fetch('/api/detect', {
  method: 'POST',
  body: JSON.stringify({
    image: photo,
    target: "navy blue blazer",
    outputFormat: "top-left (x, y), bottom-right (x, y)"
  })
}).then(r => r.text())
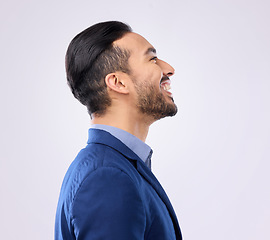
top-left (55, 129), bottom-right (182, 240)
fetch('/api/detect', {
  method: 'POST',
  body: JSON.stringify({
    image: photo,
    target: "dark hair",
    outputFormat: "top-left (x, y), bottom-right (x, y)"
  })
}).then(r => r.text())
top-left (65, 21), bottom-right (132, 116)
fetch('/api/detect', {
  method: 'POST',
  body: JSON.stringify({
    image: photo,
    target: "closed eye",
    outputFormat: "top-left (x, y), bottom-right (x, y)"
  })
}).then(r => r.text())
top-left (150, 56), bottom-right (157, 63)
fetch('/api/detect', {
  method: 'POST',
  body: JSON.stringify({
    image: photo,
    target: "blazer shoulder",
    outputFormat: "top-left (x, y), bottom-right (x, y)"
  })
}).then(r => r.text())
top-left (61, 143), bottom-right (141, 214)
top-left (70, 166), bottom-right (147, 239)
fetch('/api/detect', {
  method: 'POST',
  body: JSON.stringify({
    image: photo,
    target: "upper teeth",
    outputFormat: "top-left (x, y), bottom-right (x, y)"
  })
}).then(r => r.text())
top-left (162, 83), bottom-right (171, 91)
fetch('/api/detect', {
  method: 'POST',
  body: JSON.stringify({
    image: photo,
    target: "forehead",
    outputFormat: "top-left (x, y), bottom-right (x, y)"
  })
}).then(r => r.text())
top-left (113, 32), bottom-right (155, 56)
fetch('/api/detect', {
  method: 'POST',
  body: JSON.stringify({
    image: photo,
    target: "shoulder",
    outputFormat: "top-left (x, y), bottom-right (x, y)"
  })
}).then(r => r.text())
top-left (70, 166), bottom-right (146, 239)
top-left (60, 143), bottom-right (141, 214)
top-left (70, 166), bottom-right (146, 227)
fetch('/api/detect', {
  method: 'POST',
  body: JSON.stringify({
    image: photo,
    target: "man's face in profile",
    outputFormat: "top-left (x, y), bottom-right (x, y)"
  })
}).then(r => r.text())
top-left (114, 32), bottom-right (177, 120)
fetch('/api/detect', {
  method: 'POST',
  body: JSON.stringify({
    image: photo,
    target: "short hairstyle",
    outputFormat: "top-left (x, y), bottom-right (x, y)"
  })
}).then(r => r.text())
top-left (65, 21), bottom-right (132, 116)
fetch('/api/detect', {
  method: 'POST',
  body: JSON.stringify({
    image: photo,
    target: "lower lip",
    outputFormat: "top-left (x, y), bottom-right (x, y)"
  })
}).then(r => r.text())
top-left (162, 88), bottom-right (173, 97)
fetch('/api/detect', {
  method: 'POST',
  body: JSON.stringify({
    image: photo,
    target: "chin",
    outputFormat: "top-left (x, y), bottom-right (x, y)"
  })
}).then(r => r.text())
top-left (154, 103), bottom-right (178, 120)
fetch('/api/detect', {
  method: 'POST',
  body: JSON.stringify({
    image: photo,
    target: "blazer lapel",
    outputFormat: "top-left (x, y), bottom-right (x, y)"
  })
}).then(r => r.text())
top-left (136, 161), bottom-right (182, 240)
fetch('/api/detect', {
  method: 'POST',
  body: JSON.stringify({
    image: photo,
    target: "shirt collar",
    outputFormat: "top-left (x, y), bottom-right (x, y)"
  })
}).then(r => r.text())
top-left (90, 124), bottom-right (152, 164)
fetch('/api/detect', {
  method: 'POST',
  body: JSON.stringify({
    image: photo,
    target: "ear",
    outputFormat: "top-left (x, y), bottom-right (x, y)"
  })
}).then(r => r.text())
top-left (105, 72), bottom-right (129, 94)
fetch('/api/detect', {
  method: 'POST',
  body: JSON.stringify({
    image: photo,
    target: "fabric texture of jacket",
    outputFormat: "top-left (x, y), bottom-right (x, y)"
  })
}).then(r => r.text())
top-left (55, 128), bottom-right (182, 240)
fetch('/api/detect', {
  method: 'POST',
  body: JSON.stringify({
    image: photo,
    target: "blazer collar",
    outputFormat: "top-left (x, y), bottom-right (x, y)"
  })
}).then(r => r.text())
top-left (87, 128), bottom-right (182, 239)
top-left (87, 128), bottom-right (143, 162)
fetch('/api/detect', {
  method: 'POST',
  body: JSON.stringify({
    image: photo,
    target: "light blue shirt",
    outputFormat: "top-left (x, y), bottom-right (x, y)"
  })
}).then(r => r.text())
top-left (91, 124), bottom-right (152, 166)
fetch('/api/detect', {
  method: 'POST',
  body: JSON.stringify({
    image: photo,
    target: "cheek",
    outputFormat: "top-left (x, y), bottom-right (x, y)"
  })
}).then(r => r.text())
top-left (132, 65), bottom-right (162, 87)
top-left (152, 69), bottom-right (163, 88)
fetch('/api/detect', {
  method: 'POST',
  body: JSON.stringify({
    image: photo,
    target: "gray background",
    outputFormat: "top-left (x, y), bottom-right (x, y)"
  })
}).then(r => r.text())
top-left (1, 0), bottom-right (269, 239)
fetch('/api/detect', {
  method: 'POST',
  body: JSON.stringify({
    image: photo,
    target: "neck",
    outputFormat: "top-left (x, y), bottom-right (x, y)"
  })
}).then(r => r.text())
top-left (91, 106), bottom-right (152, 142)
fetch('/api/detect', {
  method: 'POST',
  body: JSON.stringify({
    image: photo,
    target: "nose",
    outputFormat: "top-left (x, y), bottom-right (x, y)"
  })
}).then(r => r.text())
top-left (158, 59), bottom-right (175, 77)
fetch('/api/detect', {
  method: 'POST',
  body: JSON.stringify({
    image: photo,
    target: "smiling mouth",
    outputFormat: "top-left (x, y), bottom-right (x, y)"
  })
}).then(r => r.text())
top-left (160, 77), bottom-right (173, 97)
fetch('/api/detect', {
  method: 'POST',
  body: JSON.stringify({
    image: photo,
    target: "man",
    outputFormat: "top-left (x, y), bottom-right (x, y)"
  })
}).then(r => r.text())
top-left (55, 21), bottom-right (182, 240)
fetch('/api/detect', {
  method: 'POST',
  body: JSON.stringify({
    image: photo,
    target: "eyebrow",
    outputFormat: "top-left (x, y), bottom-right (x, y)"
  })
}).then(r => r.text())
top-left (144, 47), bottom-right (157, 56)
